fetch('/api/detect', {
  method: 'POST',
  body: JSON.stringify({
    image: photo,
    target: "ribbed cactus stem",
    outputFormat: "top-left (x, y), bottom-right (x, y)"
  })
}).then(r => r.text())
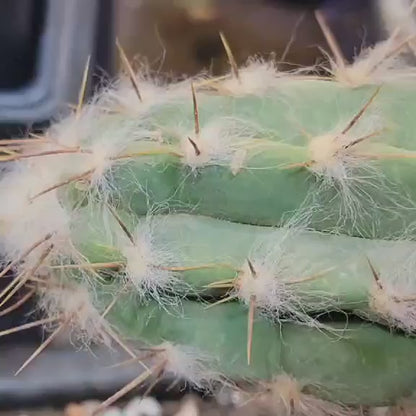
top-left (2, 16), bottom-right (416, 413)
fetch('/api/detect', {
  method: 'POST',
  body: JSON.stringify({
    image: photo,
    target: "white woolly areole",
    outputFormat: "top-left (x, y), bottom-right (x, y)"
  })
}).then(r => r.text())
top-left (236, 230), bottom-right (333, 326)
top-left (48, 102), bottom-right (103, 148)
top-left (237, 259), bottom-right (295, 315)
top-left (297, 109), bottom-right (397, 235)
top-left (120, 220), bottom-right (179, 300)
top-left (218, 61), bottom-right (281, 96)
top-left (38, 283), bottom-right (110, 346)
top-left (83, 140), bottom-right (117, 183)
top-left (24, 96), bottom-right (164, 190)
top-left (76, 130), bottom-right (139, 184)
top-left (99, 77), bottom-right (167, 116)
top-left (369, 280), bottom-right (416, 333)
top-left (44, 122), bottom-right (151, 184)
top-left (181, 117), bottom-right (256, 169)
top-left (154, 342), bottom-right (222, 390)
top-left (305, 104), bottom-right (383, 180)
top-left (213, 59), bottom-right (314, 96)
top-left (19, 118), bottom-right (163, 199)
top-left (97, 72), bottom-right (196, 118)
top-left (332, 35), bottom-right (416, 87)
top-left (263, 375), bottom-right (357, 416)
top-left (363, 244), bottom-right (416, 333)
top-left (307, 132), bottom-right (371, 181)
top-left (0, 166), bottom-right (70, 267)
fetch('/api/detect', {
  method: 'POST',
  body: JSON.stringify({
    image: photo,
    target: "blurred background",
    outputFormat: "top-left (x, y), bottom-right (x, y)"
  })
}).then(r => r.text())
top-left (0, 0), bottom-right (415, 414)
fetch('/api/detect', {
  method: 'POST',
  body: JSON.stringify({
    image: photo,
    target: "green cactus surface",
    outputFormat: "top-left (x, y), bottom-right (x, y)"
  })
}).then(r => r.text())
top-left (2, 30), bottom-right (416, 415)
top-left (64, 79), bottom-right (416, 239)
top-left (106, 299), bottom-right (416, 406)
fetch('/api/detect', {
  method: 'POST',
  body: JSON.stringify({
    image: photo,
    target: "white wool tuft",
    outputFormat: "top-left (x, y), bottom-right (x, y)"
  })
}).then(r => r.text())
top-left (237, 258), bottom-right (295, 317)
top-left (26, 117), bottom-right (162, 194)
top-left (120, 219), bottom-right (179, 301)
top-left (236, 229), bottom-right (333, 327)
top-left (0, 165), bottom-right (71, 268)
top-left (99, 77), bottom-right (164, 116)
top-left (219, 60), bottom-right (280, 96)
top-left (38, 283), bottom-right (110, 346)
top-left (181, 117), bottom-right (257, 170)
top-left (154, 342), bottom-right (222, 390)
top-left (296, 110), bottom-right (399, 236)
top-left (78, 131), bottom-right (138, 184)
top-left (48, 103), bottom-right (103, 148)
top-left (369, 279), bottom-right (416, 333)
top-left (24, 90), bottom-right (171, 192)
top-left (84, 140), bottom-right (117, 183)
top-left (307, 130), bottom-right (377, 182)
top-left (365, 246), bottom-right (416, 333)
top-left (305, 100), bottom-right (384, 180)
top-left (97, 72), bottom-right (193, 118)
top-left (262, 375), bottom-right (358, 416)
top-left (332, 35), bottom-right (416, 87)
top-left (214, 60), bottom-right (311, 96)
top-left (309, 134), bottom-right (349, 178)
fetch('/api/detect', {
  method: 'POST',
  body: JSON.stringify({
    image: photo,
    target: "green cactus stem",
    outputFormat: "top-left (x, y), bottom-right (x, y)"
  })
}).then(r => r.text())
top-left (103, 297), bottom-right (416, 407)
top-left (58, 77), bottom-right (416, 239)
top-left (67, 206), bottom-right (416, 333)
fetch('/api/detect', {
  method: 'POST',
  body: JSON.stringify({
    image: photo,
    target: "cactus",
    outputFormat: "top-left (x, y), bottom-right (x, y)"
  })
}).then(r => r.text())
top-left (2, 16), bottom-right (416, 415)
top-left (66, 207), bottom-right (416, 333)
top-left (61, 75), bottom-right (416, 239)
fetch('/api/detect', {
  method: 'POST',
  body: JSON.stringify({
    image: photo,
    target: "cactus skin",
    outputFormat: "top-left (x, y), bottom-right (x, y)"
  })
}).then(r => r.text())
top-left (72, 207), bottom-right (416, 332)
top-left (106, 299), bottom-right (416, 407)
top-left (3, 32), bottom-right (416, 413)
top-left (65, 79), bottom-right (416, 238)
